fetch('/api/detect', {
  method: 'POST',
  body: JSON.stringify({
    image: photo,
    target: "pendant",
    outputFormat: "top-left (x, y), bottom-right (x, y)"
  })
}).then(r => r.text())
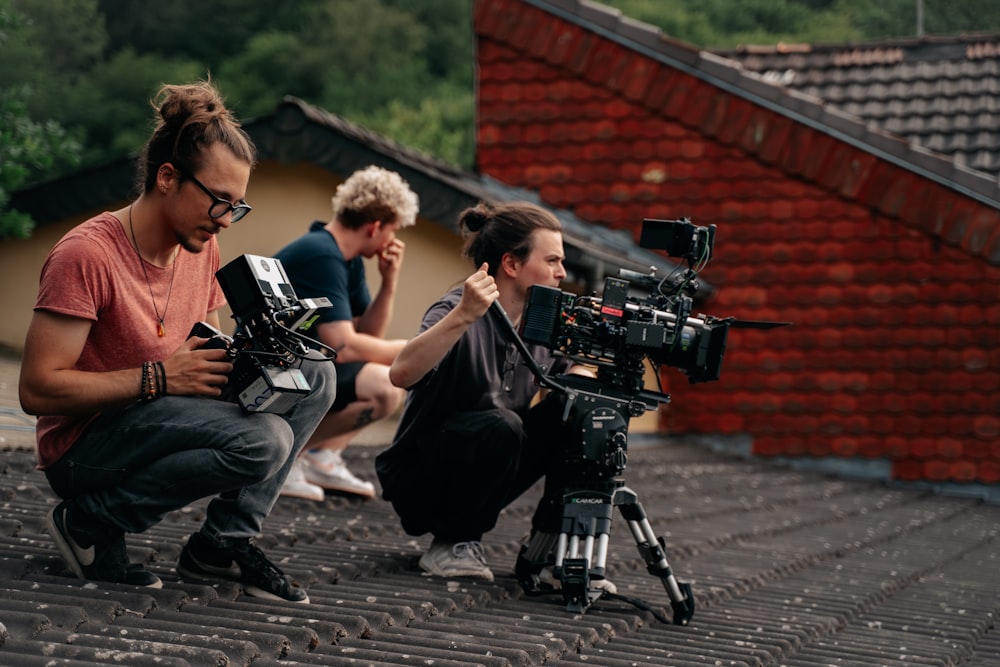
top-left (157, 321), bottom-right (165, 337)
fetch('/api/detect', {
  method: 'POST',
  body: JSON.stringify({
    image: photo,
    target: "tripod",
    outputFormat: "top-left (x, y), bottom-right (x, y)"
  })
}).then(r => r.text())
top-left (490, 301), bottom-right (695, 624)
top-left (514, 377), bottom-right (695, 625)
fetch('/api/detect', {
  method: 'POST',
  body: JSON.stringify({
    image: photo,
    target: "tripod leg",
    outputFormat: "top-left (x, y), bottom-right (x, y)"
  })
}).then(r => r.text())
top-left (515, 530), bottom-right (560, 593)
top-left (616, 488), bottom-right (695, 625)
top-left (553, 492), bottom-right (615, 613)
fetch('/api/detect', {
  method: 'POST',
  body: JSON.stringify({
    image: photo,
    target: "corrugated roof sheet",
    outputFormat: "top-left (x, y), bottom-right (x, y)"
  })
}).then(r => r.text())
top-left (1, 439), bottom-right (999, 665)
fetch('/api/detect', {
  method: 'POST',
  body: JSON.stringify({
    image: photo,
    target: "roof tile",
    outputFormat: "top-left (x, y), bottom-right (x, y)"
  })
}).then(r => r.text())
top-left (984, 224), bottom-right (1000, 263)
top-left (543, 22), bottom-right (588, 68)
top-left (580, 37), bottom-right (625, 84)
top-left (713, 96), bottom-right (756, 145)
top-left (466, 1), bottom-right (1000, 489)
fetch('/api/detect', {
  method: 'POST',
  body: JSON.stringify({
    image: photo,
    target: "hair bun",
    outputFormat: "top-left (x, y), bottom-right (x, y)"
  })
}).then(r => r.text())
top-left (460, 205), bottom-right (492, 233)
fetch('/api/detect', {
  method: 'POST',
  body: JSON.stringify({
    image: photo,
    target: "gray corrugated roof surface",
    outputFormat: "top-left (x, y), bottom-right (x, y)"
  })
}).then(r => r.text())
top-left (1, 431), bottom-right (998, 665)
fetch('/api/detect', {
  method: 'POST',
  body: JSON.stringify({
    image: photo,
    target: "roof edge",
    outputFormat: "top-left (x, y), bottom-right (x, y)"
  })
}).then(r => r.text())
top-left (526, 0), bottom-right (1000, 211)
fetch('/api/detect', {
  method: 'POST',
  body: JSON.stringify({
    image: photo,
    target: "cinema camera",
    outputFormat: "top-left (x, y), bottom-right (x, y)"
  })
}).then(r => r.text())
top-left (189, 254), bottom-right (336, 415)
top-left (520, 217), bottom-right (728, 390)
top-left (507, 218), bottom-right (762, 625)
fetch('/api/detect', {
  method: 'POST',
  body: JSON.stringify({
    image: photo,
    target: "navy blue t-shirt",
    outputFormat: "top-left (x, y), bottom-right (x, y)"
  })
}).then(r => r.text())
top-left (274, 221), bottom-right (371, 339)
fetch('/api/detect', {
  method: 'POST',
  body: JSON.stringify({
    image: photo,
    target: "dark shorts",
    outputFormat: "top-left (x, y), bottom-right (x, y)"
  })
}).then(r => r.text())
top-left (331, 361), bottom-right (365, 412)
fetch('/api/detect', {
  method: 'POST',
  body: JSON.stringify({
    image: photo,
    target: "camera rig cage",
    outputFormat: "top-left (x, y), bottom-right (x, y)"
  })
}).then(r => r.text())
top-left (522, 217), bottom-right (728, 390)
top-left (504, 218), bottom-right (787, 624)
top-left (189, 254), bottom-right (336, 415)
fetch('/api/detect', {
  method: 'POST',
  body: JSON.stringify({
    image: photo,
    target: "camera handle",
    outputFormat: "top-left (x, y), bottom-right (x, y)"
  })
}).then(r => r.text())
top-left (492, 301), bottom-right (694, 624)
top-left (490, 301), bottom-right (569, 392)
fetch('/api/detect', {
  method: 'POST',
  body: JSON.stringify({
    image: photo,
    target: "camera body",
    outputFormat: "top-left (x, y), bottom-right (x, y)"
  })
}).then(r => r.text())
top-left (521, 218), bottom-right (730, 388)
top-left (189, 254), bottom-right (334, 414)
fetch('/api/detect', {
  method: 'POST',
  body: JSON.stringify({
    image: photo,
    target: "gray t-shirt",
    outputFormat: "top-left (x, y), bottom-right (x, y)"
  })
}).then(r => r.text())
top-left (375, 287), bottom-right (563, 495)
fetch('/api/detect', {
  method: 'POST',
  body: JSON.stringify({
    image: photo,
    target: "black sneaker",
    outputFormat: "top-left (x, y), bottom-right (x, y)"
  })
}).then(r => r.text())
top-left (177, 532), bottom-right (309, 603)
top-left (125, 563), bottom-right (164, 588)
top-left (46, 501), bottom-right (163, 588)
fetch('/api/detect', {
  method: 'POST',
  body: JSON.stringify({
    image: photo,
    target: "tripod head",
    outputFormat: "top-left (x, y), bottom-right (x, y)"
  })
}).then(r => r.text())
top-left (491, 301), bottom-right (668, 480)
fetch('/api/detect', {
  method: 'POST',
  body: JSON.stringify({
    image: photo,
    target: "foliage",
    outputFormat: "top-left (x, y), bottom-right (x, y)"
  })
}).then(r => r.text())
top-left (5, 0), bottom-right (1000, 239)
top-left (602, 0), bottom-right (1000, 48)
top-left (0, 2), bottom-right (82, 239)
top-left (357, 82), bottom-right (475, 168)
top-left (0, 88), bottom-right (83, 239)
top-left (63, 49), bottom-right (207, 167)
top-left (3, 0), bottom-right (108, 116)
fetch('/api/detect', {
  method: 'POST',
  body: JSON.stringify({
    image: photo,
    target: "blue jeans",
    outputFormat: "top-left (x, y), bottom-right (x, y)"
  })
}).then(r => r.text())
top-left (44, 353), bottom-right (336, 544)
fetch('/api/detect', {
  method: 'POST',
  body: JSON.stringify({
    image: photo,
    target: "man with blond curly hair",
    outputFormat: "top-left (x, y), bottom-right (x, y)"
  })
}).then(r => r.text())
top-left (274, 165), bottom-right (418, 500)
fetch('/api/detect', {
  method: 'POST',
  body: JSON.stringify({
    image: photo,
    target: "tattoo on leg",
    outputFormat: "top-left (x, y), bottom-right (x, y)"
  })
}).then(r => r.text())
top-left (354, 408), bottom-right (375, 429)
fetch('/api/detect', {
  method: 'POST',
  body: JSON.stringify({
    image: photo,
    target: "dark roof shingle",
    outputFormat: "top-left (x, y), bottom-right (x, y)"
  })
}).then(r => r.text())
top-left (718, 33), bottom-right (1000, 180)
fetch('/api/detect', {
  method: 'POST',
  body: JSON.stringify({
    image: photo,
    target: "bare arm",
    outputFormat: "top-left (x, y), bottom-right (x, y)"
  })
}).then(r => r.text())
top-left (315, 318), bottom-right (406, 365)
top-left (204, 309), bottom-right (224, 331)
top-left (18, 310), bottom-right (233, 417)
top-left (389, 264), bottom-right (498, 389)
top-left (354, 237), bottom-right (404, 338)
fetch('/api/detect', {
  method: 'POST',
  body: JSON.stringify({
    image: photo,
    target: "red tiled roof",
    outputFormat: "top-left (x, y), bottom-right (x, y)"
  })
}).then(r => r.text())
top-left (473, 0), bottom-right (1000, 484)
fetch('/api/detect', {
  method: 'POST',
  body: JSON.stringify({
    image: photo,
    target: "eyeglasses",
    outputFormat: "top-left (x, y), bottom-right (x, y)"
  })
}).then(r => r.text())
top-left (183, 171), bottom-right (252, 222)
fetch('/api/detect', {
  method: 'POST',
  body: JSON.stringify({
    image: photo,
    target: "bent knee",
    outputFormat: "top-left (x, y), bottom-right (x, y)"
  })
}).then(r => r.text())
top-left (301, 355), bottom-right (338, 406)
top-left (483, 407), bottom-right (523, 436)
top-left (374, 383), bottom-right (405, 416)
top-left (236, 417), bottom-right (295, 479)
top-left (459, 408), bottom-right (525, 453)
top-left (360, 364), bottom-right (406, 417)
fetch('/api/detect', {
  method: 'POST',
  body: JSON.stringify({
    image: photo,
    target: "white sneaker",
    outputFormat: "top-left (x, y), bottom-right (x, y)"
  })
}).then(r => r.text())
top-left (300, 449), bottom-right (376, 498)
top-left (419, 539), bottom-right (494, 582)
top-left (279, 458), bottom-right (325, 501)
top-left (539, 565), bottom-right (617, 594)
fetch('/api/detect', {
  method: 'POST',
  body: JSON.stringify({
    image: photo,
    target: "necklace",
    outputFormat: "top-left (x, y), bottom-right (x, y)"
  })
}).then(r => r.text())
top-left (128, 204), bottom-right (178, 337)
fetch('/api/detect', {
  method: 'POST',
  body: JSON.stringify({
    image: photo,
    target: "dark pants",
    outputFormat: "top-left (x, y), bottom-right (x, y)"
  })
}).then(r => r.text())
top-left (388, 395), bottom-right (569, 542)
top-left (330, 361), bottom-right (364, 412)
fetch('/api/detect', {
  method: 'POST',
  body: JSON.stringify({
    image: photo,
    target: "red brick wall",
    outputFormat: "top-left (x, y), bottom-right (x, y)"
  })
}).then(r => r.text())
top-left (475, 2), bottom-right (1000, 484)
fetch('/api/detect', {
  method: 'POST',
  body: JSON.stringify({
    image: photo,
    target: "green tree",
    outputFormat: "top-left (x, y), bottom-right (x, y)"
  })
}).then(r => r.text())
top-left (97, 0), bottom-right (317, 71)
top-left (217, 31), bottom-right (328, 119)
top-left (842, 0), bottom-right (1000, 38)
top-left (217, 0), bottom-right (475, 165)
top-left (62, 49), bottom-right (206, 166)
top-left (301, 0), bottom-right (432, 114)
top-left (603, 0), bottom-right (1000, 47)
top-left (4, 0), bottom-right (108, 115)
top-left (0, 2), bottom-right (82, 239)
top-left (358, 82), bottom-right (475, 168)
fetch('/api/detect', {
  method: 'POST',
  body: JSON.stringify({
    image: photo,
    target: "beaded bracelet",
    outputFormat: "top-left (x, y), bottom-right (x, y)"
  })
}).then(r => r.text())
top-left (140, 361), bottom-right (148, 402)
top-left (140, 360), bottom-right (167, 402)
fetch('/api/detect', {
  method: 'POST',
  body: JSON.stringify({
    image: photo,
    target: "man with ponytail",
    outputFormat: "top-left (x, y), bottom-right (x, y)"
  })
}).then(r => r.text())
top-left (19, 80), bottom-right (335, 602)
top-left (375, 201), bottom-right (605, 586)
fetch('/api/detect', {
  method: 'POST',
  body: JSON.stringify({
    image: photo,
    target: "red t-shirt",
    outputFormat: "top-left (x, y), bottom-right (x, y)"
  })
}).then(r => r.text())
top-left (32, 212), bottom-right (227, 468)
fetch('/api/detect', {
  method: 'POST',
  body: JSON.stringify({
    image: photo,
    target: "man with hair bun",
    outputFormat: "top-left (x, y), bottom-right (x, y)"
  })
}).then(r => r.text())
top-left (376, 201), bottom-right (613, 591)
top-left (274, 165), bottom-right (418, 500)
top-left (19, 80), bottom-right (336, 603)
